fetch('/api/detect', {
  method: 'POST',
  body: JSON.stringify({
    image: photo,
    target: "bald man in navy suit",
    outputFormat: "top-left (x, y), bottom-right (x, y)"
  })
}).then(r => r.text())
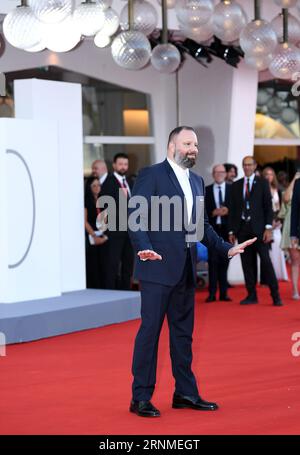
top-left (128, 127), bottom-right (256, 418)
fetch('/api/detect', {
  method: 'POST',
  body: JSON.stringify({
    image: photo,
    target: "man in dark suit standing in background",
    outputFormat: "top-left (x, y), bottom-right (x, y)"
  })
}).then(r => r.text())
top-left (205, 164), bottom-right (232, 302)
top-left (291, 177), bottom-right (300, 248)
top-left (228, 156), bottom-right (282, 306)
top-left (100, 153), bottom-right (134, 290)
top-left (128, 127), bottom-right (256, 418)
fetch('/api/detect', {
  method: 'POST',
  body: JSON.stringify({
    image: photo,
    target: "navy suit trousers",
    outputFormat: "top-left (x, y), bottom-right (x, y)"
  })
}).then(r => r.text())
top-left (132, 249), bottom-right (199, 401)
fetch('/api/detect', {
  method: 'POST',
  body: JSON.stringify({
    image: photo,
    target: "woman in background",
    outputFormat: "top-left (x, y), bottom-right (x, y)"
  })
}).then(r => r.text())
top-left (278, 172), bottom-right (300, 299)
top-left (84, 176), bottom-right (108, 288)
top-left (263, 167), bottom-right (288, 281)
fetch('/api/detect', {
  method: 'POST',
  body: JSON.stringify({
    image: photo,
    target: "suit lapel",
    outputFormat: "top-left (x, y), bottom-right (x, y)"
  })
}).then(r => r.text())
top-left (164, 159), bottom-right (185, 199)
top-left (250, 176), bottom-right (258, 198)
top-left (189, 171), bottom-right (204, 225)
top-left (238, 178), bottom-right (244, 202)
top-left (209, 185), bottom-right (217, 210)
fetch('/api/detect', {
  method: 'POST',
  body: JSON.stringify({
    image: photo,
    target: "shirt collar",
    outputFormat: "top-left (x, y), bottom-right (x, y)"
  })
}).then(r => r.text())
top-left (213, 181), bottom-right (226, 189)
top-left (244, 173), bottom-right (255, 185)
top-left (167, 157), bottom-right (190, 178)
top-left (114, 171), bottom-right (126, 183)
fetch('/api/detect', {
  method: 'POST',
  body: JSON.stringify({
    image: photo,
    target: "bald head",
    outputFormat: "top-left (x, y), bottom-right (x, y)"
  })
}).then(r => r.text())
top-left (91, 160), bottom-right (107, 178)
top-left (212, 164), bottom-right (226, 184)
top-left (242, 156), bottom-right (257, 178)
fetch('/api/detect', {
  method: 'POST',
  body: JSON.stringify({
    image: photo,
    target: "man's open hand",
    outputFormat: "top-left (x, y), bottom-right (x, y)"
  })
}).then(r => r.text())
top-left (138, 250), bottom-right (162, 261)
top-left (228, 237), bottom-right (257, 257)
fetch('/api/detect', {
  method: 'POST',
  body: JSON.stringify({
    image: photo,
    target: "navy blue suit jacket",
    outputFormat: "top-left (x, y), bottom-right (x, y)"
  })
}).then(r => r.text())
top-left (128, 159), bottom-right (232, 286)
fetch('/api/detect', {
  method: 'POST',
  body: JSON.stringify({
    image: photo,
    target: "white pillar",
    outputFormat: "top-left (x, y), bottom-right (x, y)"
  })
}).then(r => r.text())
top-left (227, 61), bottom-right (258, 177)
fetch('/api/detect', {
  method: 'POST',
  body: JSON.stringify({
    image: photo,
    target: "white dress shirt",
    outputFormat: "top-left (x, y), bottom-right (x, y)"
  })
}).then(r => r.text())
top-left (243, 173), bottom-right (255, 198)
top-left (99, 172), bottom-right (108, 185)
top-left (167, 158), bottom-right (193, 222)
top-left (114, 171), bottom-right (131, 197)
top-left (213, 181), bottom-right (226, 225)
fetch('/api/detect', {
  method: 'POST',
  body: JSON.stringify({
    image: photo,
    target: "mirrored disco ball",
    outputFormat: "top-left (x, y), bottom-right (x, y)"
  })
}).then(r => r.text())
top-left (29, 0), bottom-right (74, 24)
top-left (100, 8), bottom-right (119, 37)
top-left (74, 2), bottom-right (105, 37)
top-left (244, 53), bottom-right (273, 71)
top-left (151, 43), bottom-right (181, 73)
top-left (269, 42), bottom-right (300, 80)
top-left (240, 20), bottom-right (277, 57)
top-left (213, 0), bottom-right (247, 43)
top-left (157, 0), bottom-right (177, 8)
top-left (176, 0), bottom-right (214, 28)
top-left (179, 15), bottom-right (214, 42)
top-left (281, 106), bottom-right (298, 124)
top-left (257, 88), bottom-right (273, 106)
top-left (271, 12), bottom-right (300, 47)
top-left (120, 0), bottom-right (158, 36)
top-left (3, 6), bottom-right (43, 50)
top-left (274, 0), bottom-right (298, 7)
top-left (111, 30), bottom-right (151, 70)
top-left (45, 15), bottom-right (81, 52)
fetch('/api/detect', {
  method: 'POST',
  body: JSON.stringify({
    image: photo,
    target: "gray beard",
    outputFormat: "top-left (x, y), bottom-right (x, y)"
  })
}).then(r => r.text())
top-left (174, 151), bottom-right (196, 169)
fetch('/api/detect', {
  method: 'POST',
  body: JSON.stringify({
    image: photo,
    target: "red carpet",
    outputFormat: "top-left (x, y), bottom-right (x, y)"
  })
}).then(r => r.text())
top-left (1, 281), bottom-right (300, 435)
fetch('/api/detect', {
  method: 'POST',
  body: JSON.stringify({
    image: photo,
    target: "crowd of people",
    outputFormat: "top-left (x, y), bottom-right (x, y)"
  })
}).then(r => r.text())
top-left (84, 154), bottom-right (134, 291)
top-left (84, 154), bottom-right (300, 303)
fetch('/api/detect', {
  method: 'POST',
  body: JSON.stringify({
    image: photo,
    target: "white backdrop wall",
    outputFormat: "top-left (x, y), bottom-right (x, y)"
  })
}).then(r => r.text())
top-left (0, 119), bottom-right (61, 303)
top-left (14, 78), bottom-right (86, 293)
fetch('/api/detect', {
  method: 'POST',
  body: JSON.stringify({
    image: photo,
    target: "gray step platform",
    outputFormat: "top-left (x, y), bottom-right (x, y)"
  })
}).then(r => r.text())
top-left (0, 289), bottom-right (141, 345)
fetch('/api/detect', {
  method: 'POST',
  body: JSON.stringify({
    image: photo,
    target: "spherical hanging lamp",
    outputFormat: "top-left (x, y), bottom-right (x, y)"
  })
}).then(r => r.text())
top-left (180, 15), bottom-right (214, 43)
top-left (244, 53), bottom-right (273, 71)
top-left (74, 0), bottom-right (105, 37)
top-left (99, 7), bottom-right (119, 36)
top-left (176, 0), bottom-right (214, 28)
top-left (212, 0), bottom-right (247, 43)
top-left (120, 0), bottom-right (158, 36)
top-left (240, 0), bottom-right (277, 60)
top-left (94, 33), bottom-right (111, 47)
top-left (96, 0), bottom-right (113, 10)
top-left (151, 0), bottom-right (181, 73)
top-left (111, 0), bottom-right (151, 70)
top-left (269, 8), bottom-right (300, 79)
top-left (29, 0), bottom-right (74, 24)
top-left (271, 11), bottom-right (300, 46)
top-left (3, 0), bottom-right (43, 50)
top-left (44, 15), bottom-right (81, 52)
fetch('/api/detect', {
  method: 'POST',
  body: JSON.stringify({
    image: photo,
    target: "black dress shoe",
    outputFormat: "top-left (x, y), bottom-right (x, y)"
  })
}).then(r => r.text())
top-left (129, 400), bottom-right (160, 417)
top-left (219, 295), bottom-right (232, 302)
top-left (240, 295), bottom-right (258, 305)
top-left (172, 393), bottom-right (219, 411)
top-left (273, 299), bottom-right (283, 306)
top-left (205, 295), bottom-right (216, 303)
